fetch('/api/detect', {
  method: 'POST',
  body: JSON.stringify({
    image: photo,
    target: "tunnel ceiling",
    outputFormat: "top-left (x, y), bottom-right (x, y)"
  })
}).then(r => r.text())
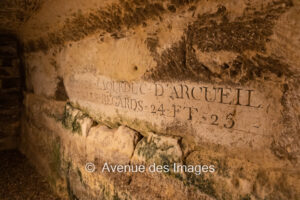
top-left (0, 0), bottom-right (44, 33)
top-left (0, 0), bottom-right (299, 76)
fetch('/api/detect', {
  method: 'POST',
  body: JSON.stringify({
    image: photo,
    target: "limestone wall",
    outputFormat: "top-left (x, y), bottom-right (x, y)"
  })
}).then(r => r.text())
top-left (18, 0), bottom-right (299, 199)
top-left (0, 35), bottom-right (22, 151)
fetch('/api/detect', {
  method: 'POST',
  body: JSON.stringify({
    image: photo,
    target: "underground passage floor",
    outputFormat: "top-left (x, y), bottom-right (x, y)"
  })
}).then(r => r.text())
top-left (0, 150), bottom-right (60, 200)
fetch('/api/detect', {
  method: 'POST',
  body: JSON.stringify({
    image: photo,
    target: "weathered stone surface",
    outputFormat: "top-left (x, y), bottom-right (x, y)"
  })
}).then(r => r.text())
top-left (185, 150), bottom-right (300, 200)
top-left (0, 0), bottom-right (44, 33)
top-left (61, 104), bottom-right (93, 137)
top-left (132, 132), bottom-right (182, 166)
top-left (25, 58), bottom-right (58, 98)
top-left (87, 125), bottom-right (139, 164)
top-left (6, 0), bottom-right (299, 199)
top-left (65, 74), bottom-right (281, 150)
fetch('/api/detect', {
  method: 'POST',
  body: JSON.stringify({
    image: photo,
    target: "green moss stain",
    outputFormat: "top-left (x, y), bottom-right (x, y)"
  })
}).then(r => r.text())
top-left (186, 173), bottom-right (216, 198)
top-left (72, 121), bottom-right (81, 134)
top-left (61, 103), bottom-right (93, 135)
top-left (240, 194), bottom-right (251, 200)
top-left (136, 135), bottom-right (180, 165)
top-left (62, 103), bottom-right (73, 129)
top-left (159, 154), bottom-right (173, 167)
top-left (47, 175), bottom-right (58, 189)
top-left (169, 171), bottom-right (217, 198)
top-left (113, 193), bottom-right (121, 200)
top-left (50, 139), bottom-right (62, 177)
top-left (66, 175), bottom-right (79, 200)
top-left (214, 158), bottom-right (230, 178)
top-left (137, 139), bottom-right (158, 161)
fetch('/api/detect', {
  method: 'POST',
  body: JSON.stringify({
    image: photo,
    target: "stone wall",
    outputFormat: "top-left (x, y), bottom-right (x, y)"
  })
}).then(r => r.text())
top-left (17, 0), bottom-right (300, 199)
top-left (0, 35), bottom-right (22, 151)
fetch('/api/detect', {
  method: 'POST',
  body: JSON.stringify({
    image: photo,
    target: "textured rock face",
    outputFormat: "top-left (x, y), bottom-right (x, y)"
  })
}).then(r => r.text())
top-left (5, 0), bottom-right (299, 199)
top-left (0, 0), bottom-right (44, 34)
top-left (87, 125), bottom-right (139, 164)
top-left (132, 132), bottom-right (183, 166)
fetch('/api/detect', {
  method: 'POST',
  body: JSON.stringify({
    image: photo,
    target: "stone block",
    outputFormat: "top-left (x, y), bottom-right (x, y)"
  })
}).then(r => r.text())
top-left (62, 104), bottom-right (93, 136)
top-left (13, 0), bottom-right (300, 199)
top-left (184, 150), bottom-right (300, 200)
top-left (86, 125), bottom-right (139, 164)
top-left (132, 132), bottom-right (183, 166)
top-left (75, 113), bottom-right (93, 137)
top-left (24, 93), bottom-right (66, 130)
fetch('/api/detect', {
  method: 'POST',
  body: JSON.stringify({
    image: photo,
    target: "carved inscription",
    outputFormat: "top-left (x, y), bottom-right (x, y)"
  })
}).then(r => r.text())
top-left (66, 74), bottom-right (270, 148)
top-left (67, 74), bottom-right (263, 132)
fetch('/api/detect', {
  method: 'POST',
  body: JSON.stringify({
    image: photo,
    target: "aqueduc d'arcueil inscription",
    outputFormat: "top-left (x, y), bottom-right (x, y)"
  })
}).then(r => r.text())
top-left (66, 74), bottom-right (268, 146)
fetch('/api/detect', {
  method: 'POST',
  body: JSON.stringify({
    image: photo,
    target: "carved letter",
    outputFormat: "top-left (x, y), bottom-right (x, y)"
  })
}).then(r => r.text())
top-left (184, 106), bottom-right (199, 120)
top-left (191, 87), bottom-right (201, 100)
top-left (155, 83), bottom-right (164, 96)
top-left (172, 105), bottom-right (181, 118)
top-left (204, 87), bottom-right (217, 102)
top-left (169, 86), bottom-right (181, 99)
top-left (218, 88), bottom-right (232, 105)
top-left (182, 84), bottom-right (190, 99)
top-left (235, 88), bottom-right (243, 106)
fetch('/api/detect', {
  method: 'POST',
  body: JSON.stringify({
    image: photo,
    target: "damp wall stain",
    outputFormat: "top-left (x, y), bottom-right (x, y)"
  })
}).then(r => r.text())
top-left (23, 0), bottom-right (201, 53)
top-left (143, 0), bottom-right (294, 85)
top-left (0, 0), bottom-right (45, 32)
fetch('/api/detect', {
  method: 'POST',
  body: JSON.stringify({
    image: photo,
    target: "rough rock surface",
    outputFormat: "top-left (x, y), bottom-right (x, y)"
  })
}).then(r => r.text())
top-left (87, 125), bottom-right (140, 165)
top-left (132, 132), bottom-right (183, 166)
top-left (0, 0), bottom-right (298, 199)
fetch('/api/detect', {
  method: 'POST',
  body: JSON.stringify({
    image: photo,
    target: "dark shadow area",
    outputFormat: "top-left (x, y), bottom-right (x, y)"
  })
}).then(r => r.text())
top-left (0, 34), bottom-right (59, 199)
top-left (0, 150), bottom-right (61, 200)
top-left (0, 34), bottom-right (23, 151)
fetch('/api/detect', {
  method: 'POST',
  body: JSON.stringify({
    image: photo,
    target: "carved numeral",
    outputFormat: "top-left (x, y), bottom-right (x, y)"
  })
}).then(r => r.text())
top-left (151, 105), bottom-right (156, 114)
top-left (211, 114), bottom-right (219, 125)
top-left (224, 113), bottom-right (235, 129)
top-left (157, 104), bottom-right (165, 116)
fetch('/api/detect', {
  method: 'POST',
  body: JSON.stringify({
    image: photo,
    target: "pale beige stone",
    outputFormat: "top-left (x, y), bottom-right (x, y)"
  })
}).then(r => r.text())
top-left (4, 0), bottom-right (299, 199)
top-left (86, 125), bottom-right (139, 164)
top-left (75, 114), bottom-right (93, 137)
